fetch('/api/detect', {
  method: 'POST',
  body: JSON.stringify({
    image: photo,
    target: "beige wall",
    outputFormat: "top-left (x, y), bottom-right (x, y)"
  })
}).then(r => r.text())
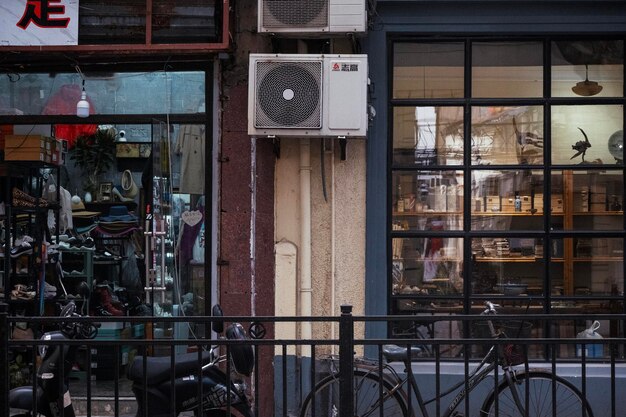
top-left (275, 138), bottom-right (366, 351)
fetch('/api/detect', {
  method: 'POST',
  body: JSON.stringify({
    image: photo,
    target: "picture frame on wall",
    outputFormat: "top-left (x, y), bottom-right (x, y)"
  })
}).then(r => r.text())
top-left (98, 182), bottom-right (113, 201)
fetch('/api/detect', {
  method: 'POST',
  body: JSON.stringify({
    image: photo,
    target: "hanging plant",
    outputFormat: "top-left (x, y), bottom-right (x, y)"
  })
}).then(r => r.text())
top-left (69, 128), bottom-right (117, 192)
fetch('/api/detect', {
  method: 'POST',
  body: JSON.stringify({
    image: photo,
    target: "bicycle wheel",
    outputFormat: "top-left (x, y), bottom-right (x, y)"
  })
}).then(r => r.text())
top-left (300, 369), bottom-right (408, 417)
top-left (480, 370), bottom-right (594, 417)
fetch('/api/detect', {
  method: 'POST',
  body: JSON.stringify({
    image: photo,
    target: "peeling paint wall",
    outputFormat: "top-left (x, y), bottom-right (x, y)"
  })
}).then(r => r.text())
top-left (275, 138), bottom-right (366, 349)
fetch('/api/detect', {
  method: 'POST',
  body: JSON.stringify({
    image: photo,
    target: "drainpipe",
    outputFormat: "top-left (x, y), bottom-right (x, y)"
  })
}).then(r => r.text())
top-left (300, 139), bottom-right (312, 353)
top-left (298, 39), bottom-right (313, 353)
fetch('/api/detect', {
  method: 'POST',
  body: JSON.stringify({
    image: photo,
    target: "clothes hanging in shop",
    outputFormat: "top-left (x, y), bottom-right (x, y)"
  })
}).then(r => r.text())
top-left (178, 201), bottom-right (205, 267)
top-left (175, 124), bottom-right (205, 195)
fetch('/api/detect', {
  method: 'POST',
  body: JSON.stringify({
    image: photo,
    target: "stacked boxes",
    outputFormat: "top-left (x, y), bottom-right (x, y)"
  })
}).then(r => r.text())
top-left (4, 134), bottom-right (50, 162)
top-left (3, 134), bottom-right (65, 165)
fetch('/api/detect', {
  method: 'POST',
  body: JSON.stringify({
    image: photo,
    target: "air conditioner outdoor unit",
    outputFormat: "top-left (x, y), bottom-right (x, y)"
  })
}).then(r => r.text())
top-left (248, 54), bottom-right (368, 138)
top-left (258, 0), bottom-right (367, 34)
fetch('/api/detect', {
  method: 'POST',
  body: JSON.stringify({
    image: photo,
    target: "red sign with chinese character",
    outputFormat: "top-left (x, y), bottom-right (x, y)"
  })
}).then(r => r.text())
top-left (1, 0), bottom-right (78, 45)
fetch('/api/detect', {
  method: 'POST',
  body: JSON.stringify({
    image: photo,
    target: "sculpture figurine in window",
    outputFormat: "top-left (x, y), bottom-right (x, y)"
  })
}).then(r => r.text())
top-left (570, 127), bottom-right (592, 162)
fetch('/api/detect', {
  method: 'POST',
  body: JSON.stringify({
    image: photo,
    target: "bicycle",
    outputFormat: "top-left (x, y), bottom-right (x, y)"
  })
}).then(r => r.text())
top-left (300, 301), bottom-right (594, 417)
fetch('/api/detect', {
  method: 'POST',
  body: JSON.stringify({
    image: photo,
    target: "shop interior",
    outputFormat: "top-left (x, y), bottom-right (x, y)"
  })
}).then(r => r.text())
top-left (389, 40), bottom-right (625, 358)
top-left (0, 68), bottom-right (210, 383)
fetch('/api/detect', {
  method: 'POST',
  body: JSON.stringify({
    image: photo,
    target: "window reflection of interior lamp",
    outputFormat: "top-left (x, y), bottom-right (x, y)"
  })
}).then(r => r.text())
top-left (75, 65), bottom-right (90, 117)
top-left (76, 79), bottom-right (90, 118)
top-left (572, 64), bottom-right (603, 96)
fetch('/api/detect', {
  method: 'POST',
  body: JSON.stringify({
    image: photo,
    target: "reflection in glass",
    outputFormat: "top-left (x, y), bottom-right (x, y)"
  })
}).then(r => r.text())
top-left (393, 42), bottom-right (464, 99)
top-left (471, 238), bottom-right (545, 296)
top-left (393, 107), bottom-right (463, 165)
top-left (551, 170), bottom-right (624, 231)
top-left (552, 40), bottom-right (624, 98)
top-left (551, 238), bottom-right (623, 297)
top-left (472, 41), bottom-right (543, 98)
top-left (0, 71), bottom-right (206, 116)
top-left (392, 171), bottom-right (463, 231)
top-left (471, 106), bottom-right (543, 165)
top-left (471, 170), bottom-right (544, 231)
top-left (552, 105), bottom-right (623, 165)
top-left (392, 237), bottom-right (464, 296)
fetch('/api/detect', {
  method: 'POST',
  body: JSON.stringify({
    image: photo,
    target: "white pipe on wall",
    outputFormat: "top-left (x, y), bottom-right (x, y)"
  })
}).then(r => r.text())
top-left (330, 140), bottom-right (337, 352)
top-left (300, 138), bottom-right (312, 354)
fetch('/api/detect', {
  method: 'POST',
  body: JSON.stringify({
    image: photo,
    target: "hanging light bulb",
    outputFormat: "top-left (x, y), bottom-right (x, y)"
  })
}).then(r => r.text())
top-left (572, 64), bottom-right (603, 97)
top-left (76, 79), bottom-right (90, 118)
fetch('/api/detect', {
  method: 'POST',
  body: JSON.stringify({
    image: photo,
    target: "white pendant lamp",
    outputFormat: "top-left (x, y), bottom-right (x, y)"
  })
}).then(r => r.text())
top-left (76, 79), bottom-right (90, 118)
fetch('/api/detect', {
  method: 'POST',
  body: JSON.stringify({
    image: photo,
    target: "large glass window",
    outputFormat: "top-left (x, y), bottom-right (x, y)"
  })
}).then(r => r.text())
top-left (390, 39), bottom-right (625, 358)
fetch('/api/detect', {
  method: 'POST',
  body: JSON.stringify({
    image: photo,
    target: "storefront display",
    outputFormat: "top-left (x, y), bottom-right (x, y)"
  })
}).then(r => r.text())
top-left (389, 39), bottom-right (625, 358)
top-left (0, 68), bottom-right (211, 382)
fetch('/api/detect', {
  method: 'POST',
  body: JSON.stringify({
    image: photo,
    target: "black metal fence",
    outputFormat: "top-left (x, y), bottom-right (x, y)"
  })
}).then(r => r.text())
top-left (1, 302), bottom-right (625, 417)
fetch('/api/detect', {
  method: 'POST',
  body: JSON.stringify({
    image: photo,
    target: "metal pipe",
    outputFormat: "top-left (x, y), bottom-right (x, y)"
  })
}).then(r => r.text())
top-left (300, 139), bottom-right (312, 354)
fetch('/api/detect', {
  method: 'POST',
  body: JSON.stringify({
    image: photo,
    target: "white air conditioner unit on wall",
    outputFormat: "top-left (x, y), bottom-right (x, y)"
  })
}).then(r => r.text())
top-left (248, 54), bottom-right (368, 138)
top-left (258, 0), bottom-right (367, 34)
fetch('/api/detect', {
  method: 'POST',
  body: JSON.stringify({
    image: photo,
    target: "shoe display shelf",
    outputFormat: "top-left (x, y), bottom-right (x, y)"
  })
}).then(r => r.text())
top-left (57, 249), bottom-right (94, 313)
top-left (1, 161), bottom-right (61, 317)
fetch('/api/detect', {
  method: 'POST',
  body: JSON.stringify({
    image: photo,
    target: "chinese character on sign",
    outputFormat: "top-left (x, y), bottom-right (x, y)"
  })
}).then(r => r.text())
top-left (16, 0), bottom-right (70, 29)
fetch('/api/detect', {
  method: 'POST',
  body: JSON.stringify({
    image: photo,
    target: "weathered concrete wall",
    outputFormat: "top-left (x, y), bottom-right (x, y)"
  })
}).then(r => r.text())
top-left (275, 138), bottom-right (366, 347)
top-left (219, 1), bottom-right (274, 415)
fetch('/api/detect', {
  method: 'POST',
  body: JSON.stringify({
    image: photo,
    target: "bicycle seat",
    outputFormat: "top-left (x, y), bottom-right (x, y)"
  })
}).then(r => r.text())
top-left (382, 344), bottom-right (425, 362)
top-left (128, 351), bottom-right (213, 386)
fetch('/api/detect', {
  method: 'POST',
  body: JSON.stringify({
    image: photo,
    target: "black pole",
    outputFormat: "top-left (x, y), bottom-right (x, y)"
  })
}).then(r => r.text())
top-left (339, 304), bottom-right (354, 417)
top-left (0, 302), bottom-right (9, 416)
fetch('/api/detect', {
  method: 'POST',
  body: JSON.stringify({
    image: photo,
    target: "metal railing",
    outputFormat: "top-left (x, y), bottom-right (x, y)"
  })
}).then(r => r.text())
top-left (1, 302), bottom-right (625, 417)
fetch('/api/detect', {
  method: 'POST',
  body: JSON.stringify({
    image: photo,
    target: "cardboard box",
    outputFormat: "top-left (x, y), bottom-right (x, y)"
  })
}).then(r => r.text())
top-left (472, 197), bottom-right (484, 212)
top-left (590, 192), bottom-right (606, 204)
top-left (501, 196), bottom-right (517, 212)
top-left (4, 147), bottom-right (49, 162)
top-left (486, 196), bottom-right (501, 212)
top-left (4, 134), bottom-right (50, 149)
top-left (590, 202), bottom-right (606, 212)
top-left (551, 195), bottom-right (564, 213)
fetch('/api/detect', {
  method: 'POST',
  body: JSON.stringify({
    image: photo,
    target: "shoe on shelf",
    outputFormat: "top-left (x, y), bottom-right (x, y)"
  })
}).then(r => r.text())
top-left (94, 286), bottom-right (125, 316)
top-left (11, 284), bottom-right (36, 300)
top-left (12, 187), bottom-right (49, 208)
top-left (14, 235), bottom-right (34, 246)
top-left (10, 241), bottom-right (33, 258)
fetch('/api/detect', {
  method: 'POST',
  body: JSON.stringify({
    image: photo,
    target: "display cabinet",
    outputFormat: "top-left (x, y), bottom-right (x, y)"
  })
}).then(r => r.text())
top-left (1, 161), bottom-right (60, 316)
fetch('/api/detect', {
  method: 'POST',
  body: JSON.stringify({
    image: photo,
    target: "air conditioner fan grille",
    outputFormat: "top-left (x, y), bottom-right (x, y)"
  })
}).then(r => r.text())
top-left (255, 61), bottom-right (322, 129)
top-left (262, 0), bottom-right (328, 28)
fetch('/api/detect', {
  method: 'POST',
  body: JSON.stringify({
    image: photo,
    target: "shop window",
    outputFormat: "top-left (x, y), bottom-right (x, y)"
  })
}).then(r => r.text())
top-left (551, 40), bottom-right (624, 98)
top-left (393, 42), bottom-right (465, 99)
top-left (389, 38), bottom-right (625, 358)
top-left (472, 41), bottom-right (543, 98)
top-left (0, 71), bottom-right (205, 117)
top-left (77, 0), bottom-right (219, 45)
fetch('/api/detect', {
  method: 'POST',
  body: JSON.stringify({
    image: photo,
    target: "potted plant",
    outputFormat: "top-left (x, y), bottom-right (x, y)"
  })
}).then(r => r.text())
top-left (69, 127), bottom-right (117, 194)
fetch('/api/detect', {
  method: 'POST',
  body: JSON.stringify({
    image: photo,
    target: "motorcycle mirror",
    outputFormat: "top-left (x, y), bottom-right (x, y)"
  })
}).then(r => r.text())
top-left (212, 304), bottom-right (224, 334)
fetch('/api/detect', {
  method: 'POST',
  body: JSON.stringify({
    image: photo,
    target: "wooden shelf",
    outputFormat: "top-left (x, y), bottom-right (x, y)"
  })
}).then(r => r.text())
top-left (475, 256), bottom-right (539, 263)
top-left (472, 211), bottom-right (563, 216)
top-left (475, 256), bottom-right (565, 263)
top-left (573, 256), bottom-right (623, 262)
top-left (572, 211), bottom-right (623, 216)
top-left (393, 257), bottom-right (459, 262)
top-left (393, 211), bottom-right (462, 216)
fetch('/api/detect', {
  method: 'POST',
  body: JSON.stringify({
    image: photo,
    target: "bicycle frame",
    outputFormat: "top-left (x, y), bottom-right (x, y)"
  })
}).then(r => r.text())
top-left (356, 337), bottom-right (526, 417)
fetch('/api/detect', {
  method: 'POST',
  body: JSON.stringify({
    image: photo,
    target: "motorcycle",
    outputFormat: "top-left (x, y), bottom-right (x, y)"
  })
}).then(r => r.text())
top-left (127, 304), bottom-right (255, 417)
top-left (9, 302), bottom-right (98, 417)
top-left (9, 302), bottom-right (255, 417)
